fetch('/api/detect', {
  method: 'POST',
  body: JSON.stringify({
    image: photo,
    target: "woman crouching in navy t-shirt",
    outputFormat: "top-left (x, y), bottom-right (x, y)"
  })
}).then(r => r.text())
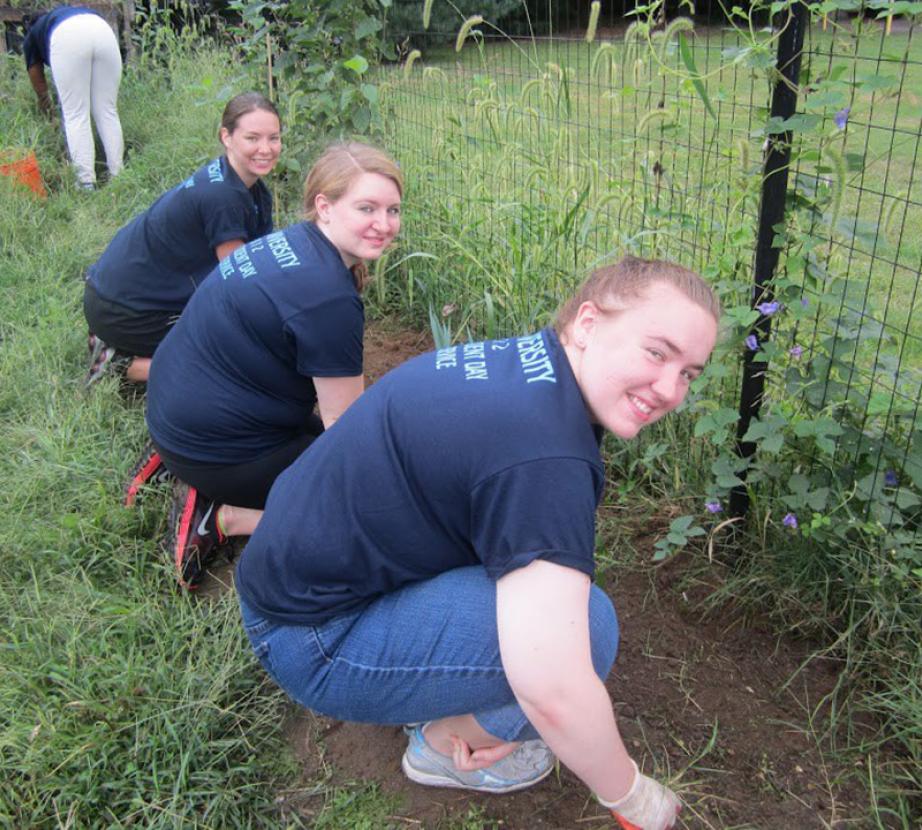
top-left (145, 142), bottom-right (403, 589)
top-left (235, 258), bottom-right (721, 830)
top-left (83, 92), bottom-right (280, 386)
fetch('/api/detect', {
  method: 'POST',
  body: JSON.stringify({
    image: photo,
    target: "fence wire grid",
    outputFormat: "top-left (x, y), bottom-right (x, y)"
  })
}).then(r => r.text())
top-left (382, 0), bottom-right (921, 539)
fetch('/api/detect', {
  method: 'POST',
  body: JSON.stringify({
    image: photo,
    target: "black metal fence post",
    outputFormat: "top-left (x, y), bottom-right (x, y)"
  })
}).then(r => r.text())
top-left (729, 1), bottom-right (810, 519)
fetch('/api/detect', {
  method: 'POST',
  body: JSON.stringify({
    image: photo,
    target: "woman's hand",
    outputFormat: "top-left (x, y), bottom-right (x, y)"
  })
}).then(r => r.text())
top-left (600, 761), bottom-right (681, 830)
top-left (448, 735), bottom-right (518, 771)
top-left (27, 64), bottom-right (53, 116)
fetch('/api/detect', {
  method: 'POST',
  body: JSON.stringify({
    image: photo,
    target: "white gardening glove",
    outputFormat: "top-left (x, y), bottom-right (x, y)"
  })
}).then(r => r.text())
top-left (597, 760), bottom-right (681, 830)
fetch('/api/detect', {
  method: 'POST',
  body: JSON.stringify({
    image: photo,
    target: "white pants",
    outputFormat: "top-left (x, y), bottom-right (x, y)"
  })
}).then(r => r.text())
top-left (49, 14), bottom-right (124, 185)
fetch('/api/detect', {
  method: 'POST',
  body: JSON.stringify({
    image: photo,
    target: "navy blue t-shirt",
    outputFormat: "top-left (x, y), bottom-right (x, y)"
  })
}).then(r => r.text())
top-left (237, 328), bottom-right (606, 626)
top-left (146, 221), bottom-right (363, 463)
top-left (23, 7), bottom-right (99, 68)
top-left (86, 156), bottom-right (272, 313)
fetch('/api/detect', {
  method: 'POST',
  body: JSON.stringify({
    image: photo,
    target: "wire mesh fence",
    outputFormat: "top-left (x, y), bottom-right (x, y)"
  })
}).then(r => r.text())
top-left (381, 0), bottom-right (921, 543)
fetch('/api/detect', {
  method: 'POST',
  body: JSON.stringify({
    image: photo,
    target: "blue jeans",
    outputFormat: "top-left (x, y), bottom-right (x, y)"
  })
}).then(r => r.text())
top-left (239, 565), bottom-right (619, 742)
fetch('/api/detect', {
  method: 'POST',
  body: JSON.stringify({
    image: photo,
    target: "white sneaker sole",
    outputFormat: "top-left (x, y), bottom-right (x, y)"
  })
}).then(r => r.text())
top-left (400, 751), bottom-right (553, 794)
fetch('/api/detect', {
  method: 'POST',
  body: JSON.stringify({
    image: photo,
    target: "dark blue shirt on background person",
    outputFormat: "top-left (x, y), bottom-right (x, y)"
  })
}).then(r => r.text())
top-left (21, 6), bottom-right (98, 68)
top-left (146, 220), bottom-right (363, 463)
top-left (236, 327), bottom-right (605, 626)
top-left (87, 156), bottom-right (272, 313)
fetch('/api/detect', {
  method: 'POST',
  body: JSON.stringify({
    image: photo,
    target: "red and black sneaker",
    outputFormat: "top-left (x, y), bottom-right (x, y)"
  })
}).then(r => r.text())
top-left (124, 441), bottom-right (173, 507)
top-left (169, 483), bottom-right (226, 590)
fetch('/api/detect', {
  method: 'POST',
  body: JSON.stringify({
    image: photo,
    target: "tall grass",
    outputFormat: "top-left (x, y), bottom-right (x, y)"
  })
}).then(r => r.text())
top-left (0, 40), bottom-right (301, 826)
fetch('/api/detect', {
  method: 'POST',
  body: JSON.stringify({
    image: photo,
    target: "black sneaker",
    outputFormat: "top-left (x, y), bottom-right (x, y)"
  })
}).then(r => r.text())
top-left (124, 441), bottom-right (173, 507)
top-left (168, 482), bottom-right (226, 590)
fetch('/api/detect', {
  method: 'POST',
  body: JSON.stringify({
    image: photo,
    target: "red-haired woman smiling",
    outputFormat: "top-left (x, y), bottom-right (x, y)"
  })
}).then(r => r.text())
top-left (145, 142), bottom-right (403, 590)
top-left (236, 257), bottom-right (720, 829)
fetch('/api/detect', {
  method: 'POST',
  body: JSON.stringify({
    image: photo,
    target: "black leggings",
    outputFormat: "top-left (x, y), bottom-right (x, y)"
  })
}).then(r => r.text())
top-left (83, 281), bottom-right (177, 357)
top-left (154, 415), bottom-right (324, 509)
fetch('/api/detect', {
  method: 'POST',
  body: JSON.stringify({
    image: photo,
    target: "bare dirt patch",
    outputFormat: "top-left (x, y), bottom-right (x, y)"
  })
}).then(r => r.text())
top-left (361, 316), bottom-right (433, 384)
top-left (282, 559), bottom-right (871, 829)
top-left (208, 319), bottom-right (874, 828)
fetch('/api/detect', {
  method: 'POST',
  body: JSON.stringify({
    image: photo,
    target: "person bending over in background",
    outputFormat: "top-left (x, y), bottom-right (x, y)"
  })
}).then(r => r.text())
top-left (145, 141), bottom-right (403, 590)
top-left (236, 257), bottom-right (720, 830)
top-left (84, 92), bottom-right (280, 386)
top-left (23, 5), bottom-right (123, 189)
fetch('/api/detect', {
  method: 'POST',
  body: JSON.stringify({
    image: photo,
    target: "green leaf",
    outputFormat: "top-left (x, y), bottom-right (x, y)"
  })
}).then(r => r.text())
top-left (694, 406), bottom-right (738, 438)
top-left (806, 487), bottom-right (830, 511)
top-left (716, 471), bottom-right (744, 488)
top-left (820, 0), bottom-right (862, 10)
top-left (355, 17), bottom-right (383, 40)
top-left (344, 55), bottom-right (369, 75)
top-left (803, 90), bottom-right (847, 111)
top-left (858, 74), bottom-right (898, 93)
top-left (871, 1), bottom-right (922, 16)
top-left (351, 105), bottom-right (372, 133)
top-left (762, 432), bottom-right (784, 454)
top-left (678, 33), bottom-right (716, 121)
top-left (360, 83), bottom-right (378, 105)
top-left (671, 515), bottom-right (695, 532)
top-left (764, 114), bottom-right (822, 135)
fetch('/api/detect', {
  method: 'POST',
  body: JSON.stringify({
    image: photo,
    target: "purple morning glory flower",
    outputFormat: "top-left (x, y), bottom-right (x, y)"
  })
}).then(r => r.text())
top-left (782, 512), bottom-right (799, 529)
top-left (745, 334), bottom-right (759, 351)
top-left (705, 500), bottom-right (722, 514)
top-left (884, 470), bottom-right (898, 487)
top-left (756, 301), bottom-right (781, 316)
top-left (801, 297), bottom-right (810, 308)
top-left (834, 107), bottom-right (850, 130)
top-left (789, 345), bottom-right (803, 358)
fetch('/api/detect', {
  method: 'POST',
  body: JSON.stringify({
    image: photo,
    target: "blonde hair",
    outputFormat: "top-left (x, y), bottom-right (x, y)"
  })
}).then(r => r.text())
top-left (303, 142), bottom-right (404, 292)
top-left (555, 256), bottom-right (720, 339)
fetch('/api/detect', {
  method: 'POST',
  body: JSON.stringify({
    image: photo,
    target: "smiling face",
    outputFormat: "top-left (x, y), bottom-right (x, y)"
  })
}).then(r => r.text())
top-left (565, 282), bottom-right (718, 439)
top-left (220, 108), bottom-right (282, 187)
top-left (314, 172), bottom-right (402, 266)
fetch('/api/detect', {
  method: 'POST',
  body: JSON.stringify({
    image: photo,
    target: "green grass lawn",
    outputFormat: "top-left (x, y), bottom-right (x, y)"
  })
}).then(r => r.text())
top-left (0, 42), bottom-right (302, 827)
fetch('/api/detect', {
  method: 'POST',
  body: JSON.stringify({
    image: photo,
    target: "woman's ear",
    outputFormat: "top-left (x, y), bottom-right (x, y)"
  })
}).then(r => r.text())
top-left (571, 301), bottom-right (600, 348)
top-left (219, 127), bottom-right (231, 150)
top-left (314, 193), bottom-right (332, 222)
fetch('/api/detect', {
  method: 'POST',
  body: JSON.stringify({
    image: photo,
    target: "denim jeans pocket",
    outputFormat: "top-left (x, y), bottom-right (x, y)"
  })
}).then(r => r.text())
top-left (239, 602), bottom-right (277, 672)
top-left (310, 610), bottom-right (361, 662)
top-left (243, 616), bottom-right (274, 639)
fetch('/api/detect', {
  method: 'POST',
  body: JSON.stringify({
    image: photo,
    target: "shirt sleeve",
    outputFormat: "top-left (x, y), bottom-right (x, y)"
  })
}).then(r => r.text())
top-left (285, 295), bottom-right (365, 378)
top-left (470, 457), bottom-right (601, 581)
top-left (255, 180), bottom-right (274, 235)
top-left (23, 27), bottom-right (42, 68)
top-left (198, 186), bottom-right (255, 249)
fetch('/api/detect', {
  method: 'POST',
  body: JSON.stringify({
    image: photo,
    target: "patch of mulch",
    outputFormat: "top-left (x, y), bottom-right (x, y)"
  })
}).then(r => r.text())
top-left (204, 319), bottom-right (876, 828)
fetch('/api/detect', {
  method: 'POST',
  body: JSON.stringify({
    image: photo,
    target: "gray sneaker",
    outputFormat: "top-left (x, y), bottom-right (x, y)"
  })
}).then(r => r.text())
top-left (401, 724), bottom-right (554, 793)
top-left (85, 336), bottom-right (132, 387)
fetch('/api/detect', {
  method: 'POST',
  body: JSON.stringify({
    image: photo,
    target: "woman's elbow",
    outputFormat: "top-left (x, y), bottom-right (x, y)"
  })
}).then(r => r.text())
top-left (512, 675), bottom-right (599, 731)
